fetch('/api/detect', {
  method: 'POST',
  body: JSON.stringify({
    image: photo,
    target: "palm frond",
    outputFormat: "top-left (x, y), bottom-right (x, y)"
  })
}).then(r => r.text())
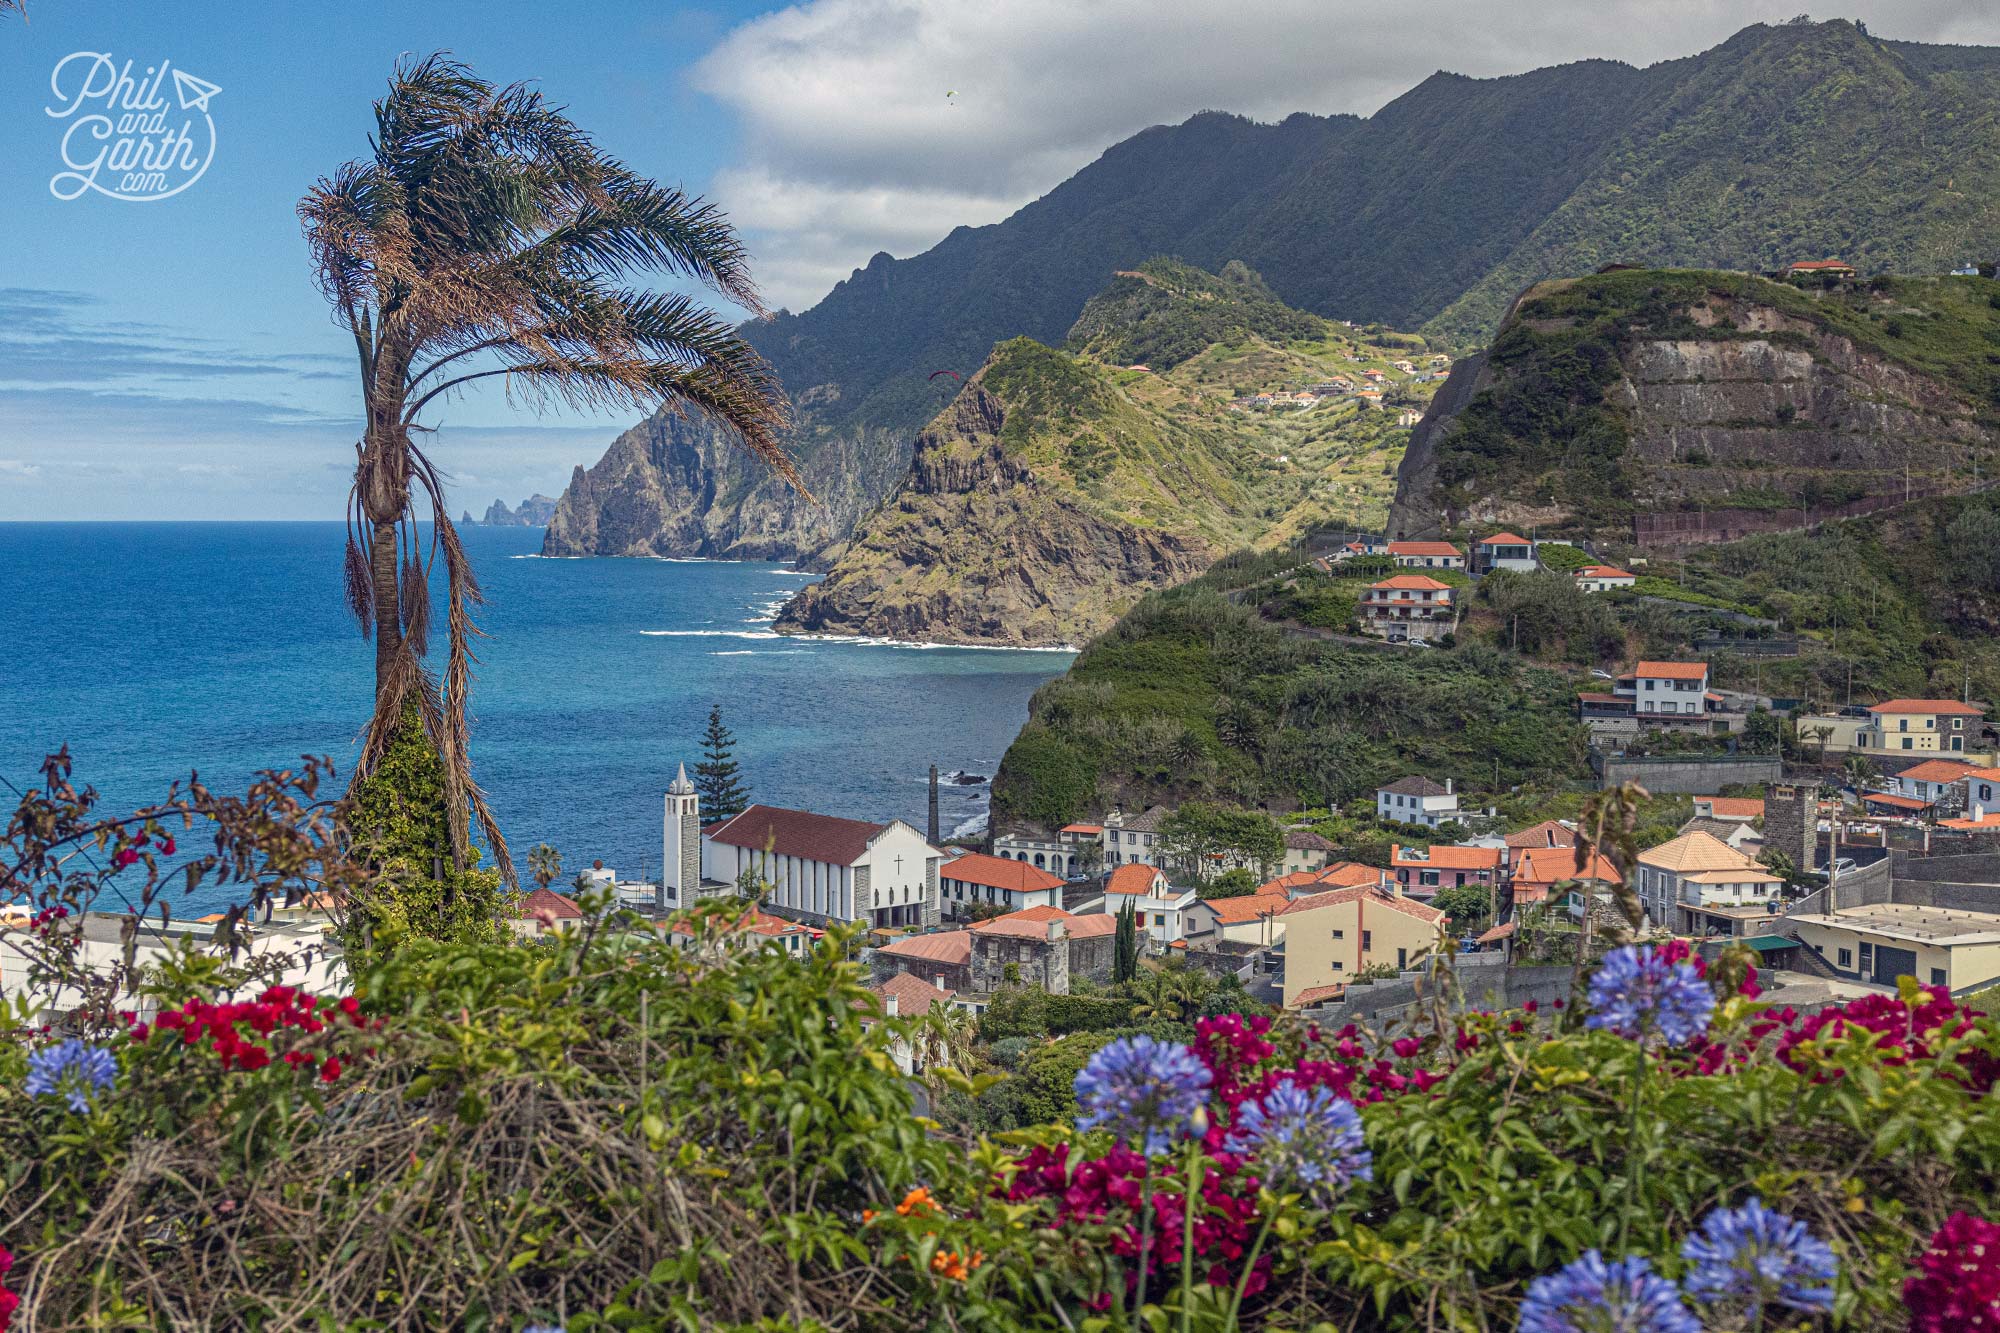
top-left (399, 552), bottom-right (430, 657)
top-left (344, 524), bottom-right (374, 638)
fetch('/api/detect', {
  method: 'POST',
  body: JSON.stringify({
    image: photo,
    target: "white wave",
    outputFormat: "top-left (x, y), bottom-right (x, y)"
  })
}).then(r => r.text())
top-left (951, 811), bottom-right (990, 838)
top-left (641, 627), bottom-right (1073, 653)
top-left (641, 629), bottom-right (784, 640)
top-left (710, 649), bottom-right (809, 656)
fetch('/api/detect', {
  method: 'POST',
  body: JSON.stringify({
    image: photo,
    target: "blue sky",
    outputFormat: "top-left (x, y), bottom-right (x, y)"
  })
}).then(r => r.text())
top-left (5, 0), bottom-right (1998, 520)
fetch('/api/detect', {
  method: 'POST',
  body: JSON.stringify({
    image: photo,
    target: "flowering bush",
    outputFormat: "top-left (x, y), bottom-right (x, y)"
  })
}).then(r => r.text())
top-left (1904, 1211), bottom-right (2000, 1332)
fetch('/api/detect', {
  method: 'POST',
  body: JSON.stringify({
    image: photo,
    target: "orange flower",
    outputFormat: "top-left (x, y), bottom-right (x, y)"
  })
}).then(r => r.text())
top-left (931, 1250), bottom-right (969, 1281)
top-left (861, 1209), bottom-right (877, 1224)
top-left (896, 1186), bottom-right (937, 1218)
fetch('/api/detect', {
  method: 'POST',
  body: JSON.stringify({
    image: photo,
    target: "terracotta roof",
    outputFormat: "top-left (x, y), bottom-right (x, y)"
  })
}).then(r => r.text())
top-left (705, 804), bottom-right (890, 864)
top-left (1577, 692), bottom-right (1629, 706)
top-left (1061, 823), bottom-right (1104, 835)
top-left (1284, 830), bottom-right (1335, 851)
top-left (1576, 565), bottom-right (1634, 579)
top-left (1940, 811), bottom-right (2000, 830)
top-left (1119, 805), bottom-right (1174, 834)
top-left (1106, 863), bottom-right (1167, 895)
top-left (1391, 843), bottom-right (1502, 871)
top-left (1787, 259), bottom-right (1853, 271)
top-left (1695, 797), bottom-right (1765, 818)
top-left (517, 887), bottom-right (584, 920)
top-left (1388, 541), bottom-right (1462, 557)
top-left (1371, 574), bottom-right (1454, 592)
top-left (971, 905), bottom-right (1120, 940)
top-left (1895, 760), bottom-right (1985, 785)
top-left (875, 930), bottom-right (971, 965)
top-left (1291, 984), bottom-right (1346, 1008)
top-left (1380, 776), bottom-right (1451, 797)
top-left (1280, 883), bottom-right (1448, 927)
top-left (1476, 921), bottom-right (1517, 943)
top-left (1478, 532), bottom-right (1533, 547)
top-left (942, 852), bottom-right (1064, 894)
top-left (1868, 699), bottom-right (1984, 716)
top-left (744, 909), bottom-right (816, 938)
top-left (1316, 862), bottom-right (1385, 888)
top-left (1863, 792), bottom-right (1930, 811)
top-left (1200, 892), bottom-right (1290, 924)
top-left (1681, 817), bottom-right (1756, 843)
top-left (1258, 869), bottom-right (1335, 895)
top-left (1504, 820), bottom-right (1578, 850)
top-left (1511, 845), bottom-right (1623, 888)
top-left (872, 972), bottom-right (955, 1012)
top-left (1635, 661), bottom-right (1708, 681)
top-left (1637, 831), bottom-right (1758, 873)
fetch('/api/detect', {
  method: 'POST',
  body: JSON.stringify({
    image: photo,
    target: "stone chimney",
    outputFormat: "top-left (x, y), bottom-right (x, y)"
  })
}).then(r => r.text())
top-left (1046, 919), bottom-right (1066, 943)
top-left (885, 993), bottom-right (900, 1018)
top-left (928, 764), bottom-right (940, 845)
top-left (1445, 777), bottom-right (1454, 795)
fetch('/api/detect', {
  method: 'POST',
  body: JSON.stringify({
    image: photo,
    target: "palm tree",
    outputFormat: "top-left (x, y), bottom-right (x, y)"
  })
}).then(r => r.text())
top-left (1843, 752), bottom-right (1874, 791)
top-left (526, 842), bottom-right (561, 893)
top-left (300, 55), bottom-right (793, 887)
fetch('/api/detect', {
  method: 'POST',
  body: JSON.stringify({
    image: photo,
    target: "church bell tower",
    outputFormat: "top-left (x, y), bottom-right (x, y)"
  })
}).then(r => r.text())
top-left (663, 763), bottom-right (700, 907)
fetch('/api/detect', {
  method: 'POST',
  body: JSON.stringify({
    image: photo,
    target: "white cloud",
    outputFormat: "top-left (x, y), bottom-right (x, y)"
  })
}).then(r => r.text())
top-left (693, 0), bottom-right (2000, 311)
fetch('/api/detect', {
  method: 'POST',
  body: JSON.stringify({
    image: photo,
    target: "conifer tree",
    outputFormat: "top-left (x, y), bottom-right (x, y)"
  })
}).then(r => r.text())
top-left (1114, 900), bottom-right (1140, 983)
top-left (694, 705), bottom-right (750, 820)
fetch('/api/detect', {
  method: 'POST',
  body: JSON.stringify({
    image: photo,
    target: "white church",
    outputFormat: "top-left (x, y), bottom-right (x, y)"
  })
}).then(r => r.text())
top-left (663, 765), bottom-right (946, 930)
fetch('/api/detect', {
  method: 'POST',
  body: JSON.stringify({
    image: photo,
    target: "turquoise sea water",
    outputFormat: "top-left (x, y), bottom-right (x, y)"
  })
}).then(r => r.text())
top-left (0, 523), bottom-right (1070, 912)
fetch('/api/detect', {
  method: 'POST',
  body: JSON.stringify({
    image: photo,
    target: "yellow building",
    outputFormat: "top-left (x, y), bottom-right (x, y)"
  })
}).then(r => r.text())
top-left (1278, 883), bottom-right (1448, 1008)
top-left (1854, 699), bottom-right (1984, 755)
top-left (1788, 903), bottom-right (2000, 995)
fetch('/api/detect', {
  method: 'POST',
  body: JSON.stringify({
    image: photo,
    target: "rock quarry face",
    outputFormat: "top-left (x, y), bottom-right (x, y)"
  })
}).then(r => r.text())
top-left (772, 387), bottom-right (1210, 647)
top-left (1390, 287), bottom-right (1995, 542)
top-left (539, 408), bottom-right (909, 565)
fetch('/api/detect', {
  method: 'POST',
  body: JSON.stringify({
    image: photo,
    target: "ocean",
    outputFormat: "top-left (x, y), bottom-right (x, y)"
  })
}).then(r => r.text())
top-left (0, 523), bottom-right (1070, 914)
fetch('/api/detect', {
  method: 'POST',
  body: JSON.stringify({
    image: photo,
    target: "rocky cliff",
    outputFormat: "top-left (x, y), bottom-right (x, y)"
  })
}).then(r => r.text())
top-left (1389, 268), bottom-right (2000, 541)
top-left (474, 494), bottom-right (559, 527)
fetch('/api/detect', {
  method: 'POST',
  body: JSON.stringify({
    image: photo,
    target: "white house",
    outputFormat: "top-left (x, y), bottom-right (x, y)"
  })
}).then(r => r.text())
top-left (676, 794), bottom-right (946, 931)
top-left (1359, 575), bottom-right (1455, 638)
top-left (940, 852), bottom-right (1064, 919)
top-left (1101, 805), bottom-right (1173, 867)
top-left (1472, 532), bottom-right (1538, 575)
top-left (1634, 831), bottom-right (1783, 935)
top-left (1101, 863), bottom-right (1200, 944)
top-left (1376, 776), bottom-right (1460, 828)
top-left (1964, 770), bottom-right (2000, 821)
top-left (1387, 541), bottom-right (1465, 570)
top-left (1891, 759), bottom-right (1984, 808)
top-left (1624, 661), bottom-right (1713, 721)
top-left (1575, 565), bottom-right (1637, 593)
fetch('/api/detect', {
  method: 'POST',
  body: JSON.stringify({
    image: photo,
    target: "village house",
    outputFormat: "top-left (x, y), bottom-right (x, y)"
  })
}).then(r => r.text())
top-left (1634, 830), bottom-right (1783, 936)
top-left (1359, 575), bottom-right (1455, 638)
top-left (870, 929), bottom-right (973, 995)
top-left (1890, 759), bottom-right (1986, 810)
top-left (1962, 770), bottom-right (2000, 822)
top-left (1574, 565), bottom-right (1637, 593)
top-left (662, 905), bottom-right (817, 957)
top-left (1692, 796), bottom-right (1764, 822)
top-left (863, 973), bottom-right (958, 1076)
top-left (1502, 819), bottom-right (1578, 869)
top-left (1282, 829), bottom-right (1336, 875)
top-left (940, 852), bottom-right (1065, 920)
top-left (1626, 660), bottom-right (1715, 722)
top-left (1387, 540), bottom-right (1465, 569)
top-left (968, 905), bottom-right (1118, 995)
top-left (1390, 842), bottom-right (1503, 896)
top-left (691, 802), bottom-right (945, 931)
top-left (1783, 258), bottom-right (1857, 280)
top-left (1508, 844), bottom-right (1623, 909)
top-left (1471, 531), bottom-right (1538, 575)
top-left (1277, 883), bottom-right (1449, 1007)
top-left (1376, 776), bottom-right (1461, 827)
top-left (1678, 815), bottom-right (1765, 858)
top-left (1854, 699), bottom-right (1985, 755)
top-left (1182, 888), bottom-right (1291, 950)
top-left (1390, 359), bottom-right (1417, 374)
top-left (1790, 903), bottom-right (2000, 994)
top-left (511, 887), bottom-right (585, 939)
top-left (1101, 805), bottom-right (1173, 867)
top-left (1395, 409), bottom-right (1422, 427)
top-left (1102, 862), bottom-right (1200, 944)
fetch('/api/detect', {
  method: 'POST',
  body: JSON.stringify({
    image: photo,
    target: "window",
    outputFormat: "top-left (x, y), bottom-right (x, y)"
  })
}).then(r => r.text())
top-left (1331, 928), bottom-right (1345, 939)
top-left (1331, 960), bottom-right (1345, 971)
top-left (1931, 968), bottom-right (1947, 986)
top-left (1421, 870), bottom-right (1440, 887)
top-left (1152, 913), bottom-right (1165, 927)
top-left (1903, 738), bottom-right (1914, 750)
top-left (1838, 948), bottom-right (1852, 968)
top-left (1396, 948), bottom-right (1407, 968)
top-left (1361, 930), bottom-right (1373, 952)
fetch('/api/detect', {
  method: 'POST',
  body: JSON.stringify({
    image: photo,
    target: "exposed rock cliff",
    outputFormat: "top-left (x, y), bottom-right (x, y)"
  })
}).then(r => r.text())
top-left (1390, 269), bottom-right (2000, 541)
top-left (475, 494), bottom-right (558, 527)
top-left (774, 358), bottom-right (1217, 647)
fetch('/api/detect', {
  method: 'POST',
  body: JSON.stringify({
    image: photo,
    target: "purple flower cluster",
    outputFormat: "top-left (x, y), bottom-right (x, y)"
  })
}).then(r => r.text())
top-left (1586, 945), bottom-right (1715, 1047)
top-left (1074, 1035), bottom-right (1212, 1156)
top-left (1518, 1252), bottom-right (1700, 1333)
top-left (1224, 1081), bottom-right (1371, 1201)
top-left (1681, 1196), bottom-right (1837, 1318)
top-left (24, 1038), bottom-right (117, 1112)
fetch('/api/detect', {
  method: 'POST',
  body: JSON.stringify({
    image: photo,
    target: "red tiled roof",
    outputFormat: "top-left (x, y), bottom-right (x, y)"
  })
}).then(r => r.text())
top-left (1695, 797), bottom-right (1765, 819)
top-left (872, 972), bottom-right (955, 1011)
top-left (1061, 823), bottom-right (1105, 835)
top-left (1106, 863), bottom-right (1167, 895)
top-left (1895, 761), bottom-right (1983, 785)
top-left (1940, 812), bottom-right (2000, 831)
top-left (705, 804), bottom-right (889, 863)
top-left (875, 930), bottom-right (971, 965)
top-left (1868, 699), bottom-right (1984, 716)
top-left (1577, 692), bottom-right (1629, 706)
top-left (517, 887), bottom-right (584, 920)
top-left (1284, 830), bottom-right (1335, 851)
top-left (1200, 891), bottom-right (1290, 924)
top-left (971, 905), bottom-right (1119, 940)
top-left (1291, 984), bottom-right (1346, 1007)
top-left (942, 852), bottom-right (1064, 894)
top-left (1391, 843), bottom-right (1503, 871)
top-left (1316, 862), bottom-right (1385, 888)
top-left (1257, 869), bottom-right (1332, 895)
top-left (1504, 820), bottom-right (1578, 850)
top-left (1388, 541), bottom-right (1462, 557)
top-left (1576, 565), bottom-right (1634, 579)
top-left (1787, 259), bottom-right (1853, 271)
top-left (1478, 532), bottom-right (1533, 547)
top-left (1476, 921), bottom-right (1517, 943)
top-left (1635, 661), bottom-right (1708, 680)
top-left (1511, 845), bottom-right (1623, 889)
top-left (1371, 574), bottom-right (1454, 592)
top-left (1280, 884), bottom-right (1448, 927)
top-left (1863, 792), bottom-right (1930, 811)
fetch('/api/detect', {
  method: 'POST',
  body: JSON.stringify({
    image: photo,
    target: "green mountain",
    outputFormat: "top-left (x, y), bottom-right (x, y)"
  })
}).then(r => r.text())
top-left (772, 263), bottom-right (1441, 646)
top-left (546, 19), bottom-right (2000, 563)
top-left (1389, 267), bottom-right (2000, 540)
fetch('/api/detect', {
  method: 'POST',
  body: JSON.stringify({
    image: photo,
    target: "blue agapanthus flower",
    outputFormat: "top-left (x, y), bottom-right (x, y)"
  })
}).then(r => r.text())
top-left (1224, 1081), bottom-right (1372, 1200)
top-left (1681, 1196), bottom-right (1837, 1318)
top-left (1585, 945), bottom-right (1715, 1047)
top-left (1518, 1252), bottom-right (1700, 1333)
top-left (1074, 1035), bottom-right (1212, 1156)
top-left (25, 1037), bottom-right (118, 1112)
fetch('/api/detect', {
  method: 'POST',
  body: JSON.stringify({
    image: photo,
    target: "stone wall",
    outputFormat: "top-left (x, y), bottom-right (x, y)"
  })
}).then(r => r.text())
top-left (1300, 955), bottom-right (1573, 1027)
top-left (1594, 754), bottom-right (1783, 794)
top-left (1765, 782), bottom-right (1818, 873)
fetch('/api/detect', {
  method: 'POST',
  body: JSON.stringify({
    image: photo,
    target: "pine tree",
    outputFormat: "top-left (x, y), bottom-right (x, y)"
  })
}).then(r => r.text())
top-left (1114, 900), bottom-right (1140, 983)
top-left (694, 705), bottom-right (750, 820)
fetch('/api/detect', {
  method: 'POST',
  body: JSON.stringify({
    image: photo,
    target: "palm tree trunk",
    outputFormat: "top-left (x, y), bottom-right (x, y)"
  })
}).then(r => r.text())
top-left (370, 517), bottom-right (403, 695)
